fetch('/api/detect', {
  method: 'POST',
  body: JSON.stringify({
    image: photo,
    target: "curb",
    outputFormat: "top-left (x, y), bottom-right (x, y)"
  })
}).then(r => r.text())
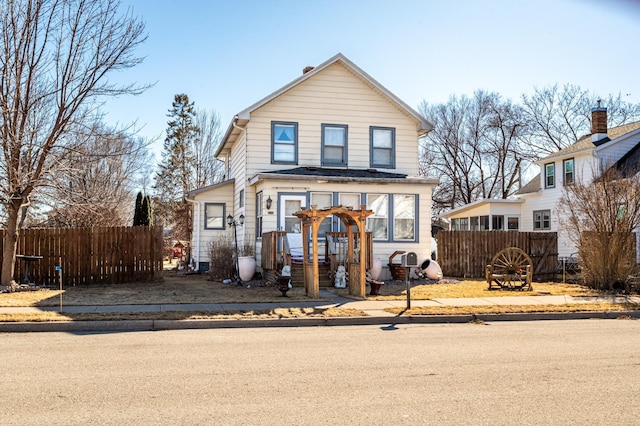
top-left (1, 311), bottom-right (638, 333)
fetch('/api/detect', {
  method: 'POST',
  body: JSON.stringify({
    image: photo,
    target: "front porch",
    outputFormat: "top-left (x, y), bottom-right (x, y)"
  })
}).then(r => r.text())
top-left (261, 205), bottom-right (374, 297)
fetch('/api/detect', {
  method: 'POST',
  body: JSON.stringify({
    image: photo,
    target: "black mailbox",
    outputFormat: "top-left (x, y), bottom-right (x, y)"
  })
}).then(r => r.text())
top-left (401, 252), bottom-right (418, 267)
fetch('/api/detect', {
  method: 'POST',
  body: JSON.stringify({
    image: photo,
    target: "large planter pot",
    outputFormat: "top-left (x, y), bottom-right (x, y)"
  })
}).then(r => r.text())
top-left (420, 259), bottom-right (443, 280)
top-left (238, 256), bottom-right (256, 282)
top-left (369, 257), bottom-right (382, 281)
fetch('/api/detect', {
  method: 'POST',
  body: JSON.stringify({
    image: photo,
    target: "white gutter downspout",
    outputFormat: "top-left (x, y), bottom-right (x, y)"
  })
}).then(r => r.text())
top-left (231, 115), bottom-right (246, 184)
top-left (231, 115), bottom-right (248, 245)
top-left (185, 196), bottom-right (201, 271)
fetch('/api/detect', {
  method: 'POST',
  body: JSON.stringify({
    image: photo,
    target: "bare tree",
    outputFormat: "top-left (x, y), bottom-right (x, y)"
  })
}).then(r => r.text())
top-left (194, 108), bottom-right (225, 187)
top-left (0, 0), bottom-right (146, 287)
top-left (419, 91), bottom-right (527, 213)
top-left (521, 84), bottom-right (640, 157)
top-left (39, 123), bottom-right (151, 227)
top-left (558, 167), bottom-right (640, 292)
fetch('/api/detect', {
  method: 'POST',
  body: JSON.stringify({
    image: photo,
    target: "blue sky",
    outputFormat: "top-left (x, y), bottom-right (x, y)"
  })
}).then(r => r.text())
top-left (104, 0), bottom-right (640, 151)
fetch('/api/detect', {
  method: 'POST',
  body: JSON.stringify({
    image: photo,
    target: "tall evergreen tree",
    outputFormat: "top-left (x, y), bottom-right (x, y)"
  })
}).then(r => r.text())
top-left (133, 192), bottom-right (143, 226)
top-left (141, 194), bottom-right (153, 226)
top-left (154, 94), bottom-right (199, 239)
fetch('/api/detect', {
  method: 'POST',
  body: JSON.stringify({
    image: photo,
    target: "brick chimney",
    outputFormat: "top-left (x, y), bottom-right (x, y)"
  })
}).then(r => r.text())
top-left (591, 100), bottom-right (608, 143)
top-left (302, 66), bottom-right (315, 74)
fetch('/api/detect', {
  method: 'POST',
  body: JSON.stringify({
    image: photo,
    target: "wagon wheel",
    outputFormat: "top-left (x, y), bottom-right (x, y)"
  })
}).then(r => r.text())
top-left (490, 247), bottom-right (532, 290)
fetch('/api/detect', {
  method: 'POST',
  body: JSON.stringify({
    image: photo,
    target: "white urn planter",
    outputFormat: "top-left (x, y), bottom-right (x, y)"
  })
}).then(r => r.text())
top-left (369, 257), bottom-right (382, 280)
top-left (238, 256), bottom-right (256, 282)
top-left (422, 259), bottom-right (443, 280)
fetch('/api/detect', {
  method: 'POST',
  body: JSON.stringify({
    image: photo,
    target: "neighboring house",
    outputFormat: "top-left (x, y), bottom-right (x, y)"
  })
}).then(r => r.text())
top-left (187, 53), bottom-right (438, 278)
top-left (441, 105), bottom-right (640, 259)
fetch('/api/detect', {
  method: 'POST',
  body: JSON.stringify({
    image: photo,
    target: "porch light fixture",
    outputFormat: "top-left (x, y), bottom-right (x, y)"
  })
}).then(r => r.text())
top-left (266, 195), bottom-right (272, 210)
top-left (226, 214), bottom-right (245, 285)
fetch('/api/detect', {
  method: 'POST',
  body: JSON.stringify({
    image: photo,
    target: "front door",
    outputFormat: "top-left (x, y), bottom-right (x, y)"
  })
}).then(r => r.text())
top-left (279, 195), bottom-right (306, 233)
top-left (280, 195), bottom-right (307, 262)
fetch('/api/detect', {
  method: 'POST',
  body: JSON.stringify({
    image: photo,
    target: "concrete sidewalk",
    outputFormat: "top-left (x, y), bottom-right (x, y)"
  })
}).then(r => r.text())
top-left (1, 291), bottom-right (638, 315)
top-left (1, 290), bottom-right (639, 332)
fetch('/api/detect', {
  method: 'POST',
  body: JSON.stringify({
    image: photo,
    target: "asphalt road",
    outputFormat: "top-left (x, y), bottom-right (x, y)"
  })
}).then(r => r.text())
top-left (2, 319), bottom-right (640, 425)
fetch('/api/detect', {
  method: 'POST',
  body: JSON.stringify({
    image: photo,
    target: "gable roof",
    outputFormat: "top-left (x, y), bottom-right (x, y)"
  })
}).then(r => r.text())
top-left (518, 120), bottom-right (640, 194)
top-left (515, 172), bottom-right (541, 195)
top-left (215, 53), bottom-right (433, 157)
top-left (540, 120), bottom-right (640, 162)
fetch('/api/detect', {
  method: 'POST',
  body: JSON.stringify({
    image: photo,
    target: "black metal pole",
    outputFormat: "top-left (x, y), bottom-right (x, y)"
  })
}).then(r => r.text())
top-left (406, 267), bottom-right (411, 309)
top-left (233, 222), bottom-right (242, 286)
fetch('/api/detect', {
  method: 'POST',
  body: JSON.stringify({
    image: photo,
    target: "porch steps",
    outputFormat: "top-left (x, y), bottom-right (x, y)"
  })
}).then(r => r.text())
top-left (290, 262), bottom-right (333, 287)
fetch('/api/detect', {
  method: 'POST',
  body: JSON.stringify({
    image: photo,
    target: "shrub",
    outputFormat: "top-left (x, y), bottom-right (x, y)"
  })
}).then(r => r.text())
top-left (207, 235), bottom-right (236, 280)
top-left (207, 233), bottom-right (256, 280)
top-left (558, 167), bottom-right (640, 292)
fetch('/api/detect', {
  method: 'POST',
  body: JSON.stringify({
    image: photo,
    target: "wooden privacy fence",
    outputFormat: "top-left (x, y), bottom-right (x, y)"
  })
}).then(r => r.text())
top-left (1, 226), bottom-right (163, 287)
top-left (437, 231), bottom-right (558, 279)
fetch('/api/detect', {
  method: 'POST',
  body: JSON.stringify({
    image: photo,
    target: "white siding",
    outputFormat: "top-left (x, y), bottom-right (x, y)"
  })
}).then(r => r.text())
top-left (244, 62), bottom-right (421, 178)
top-left (189, 183), bottom-right (234, 267)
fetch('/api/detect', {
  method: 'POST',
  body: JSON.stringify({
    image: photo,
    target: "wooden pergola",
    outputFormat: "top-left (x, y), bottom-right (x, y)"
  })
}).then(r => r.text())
top-left (293, 205), bottom-right (373, 298)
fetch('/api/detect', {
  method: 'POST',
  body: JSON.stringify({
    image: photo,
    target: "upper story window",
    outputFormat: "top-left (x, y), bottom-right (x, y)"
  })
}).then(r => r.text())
top-left (322, 124), bottom-right (348, 166)
top-left (563, 158), bottom-right (574, 185)
top-left (370, 127), bottom-right (395, 169)
top-left (533, 210), bottom-right (551, 230)
top-left (545, 163), bottom-right (555, 188)
top-left (272, 121), bottom-right (298, 164)
top-left (204, 203), bottom-right (225, 230)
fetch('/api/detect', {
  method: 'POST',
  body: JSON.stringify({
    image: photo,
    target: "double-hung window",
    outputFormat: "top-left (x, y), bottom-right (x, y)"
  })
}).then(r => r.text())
top-left (272, 121), bottom-right (298, 164)
top-left (545, 163), bottom-right (555, 188)
top-left (563, 158), bottom-right (574, 185)
top-left (310, 192), bottom-right (333, 237)
top-left (366, 194), bottom-right (388, 239)
top-left (204, 203), bottom-right (225, 230)
top-left (338, 193), bottom-right (361, 231)
top-left (256, 193), bottom-right (263, 237)
top-left (322, 124), bottom-right (347, 166)
top-left (393, 195), bottom-right (416, 240)
top-left (370, 127), bottom-right (395, 169)
top-left (533, 210), bottom-right (551, 230)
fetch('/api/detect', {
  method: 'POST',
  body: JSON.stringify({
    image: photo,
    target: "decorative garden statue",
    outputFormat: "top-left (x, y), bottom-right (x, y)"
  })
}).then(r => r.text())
top-left (334, 265), bottom-right (347, 288)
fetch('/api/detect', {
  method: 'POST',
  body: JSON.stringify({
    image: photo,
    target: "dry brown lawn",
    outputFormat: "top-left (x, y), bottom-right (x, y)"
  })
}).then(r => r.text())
top-left (1, 272), bottom-right (637, 322)
top-left (0, 275), bottom-right (605, 308)
top-left (386, 302), bottom-right (640, 316)
top-left (331, 278), bottom-right (601, 300)
top-left (0, 307), bottom-right (367, 323)
top-left (0, 272), bottom-right (320, 307)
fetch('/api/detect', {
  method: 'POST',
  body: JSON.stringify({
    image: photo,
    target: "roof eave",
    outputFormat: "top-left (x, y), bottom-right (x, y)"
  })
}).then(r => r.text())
top-left (249, 172), bottom-right (439, 186)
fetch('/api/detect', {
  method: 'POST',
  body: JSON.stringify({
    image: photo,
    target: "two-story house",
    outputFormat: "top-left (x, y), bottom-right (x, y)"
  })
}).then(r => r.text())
top-left (441, 105), bottom-right (640, 259)
top-left (186, 53), bottom-right (438, 279)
